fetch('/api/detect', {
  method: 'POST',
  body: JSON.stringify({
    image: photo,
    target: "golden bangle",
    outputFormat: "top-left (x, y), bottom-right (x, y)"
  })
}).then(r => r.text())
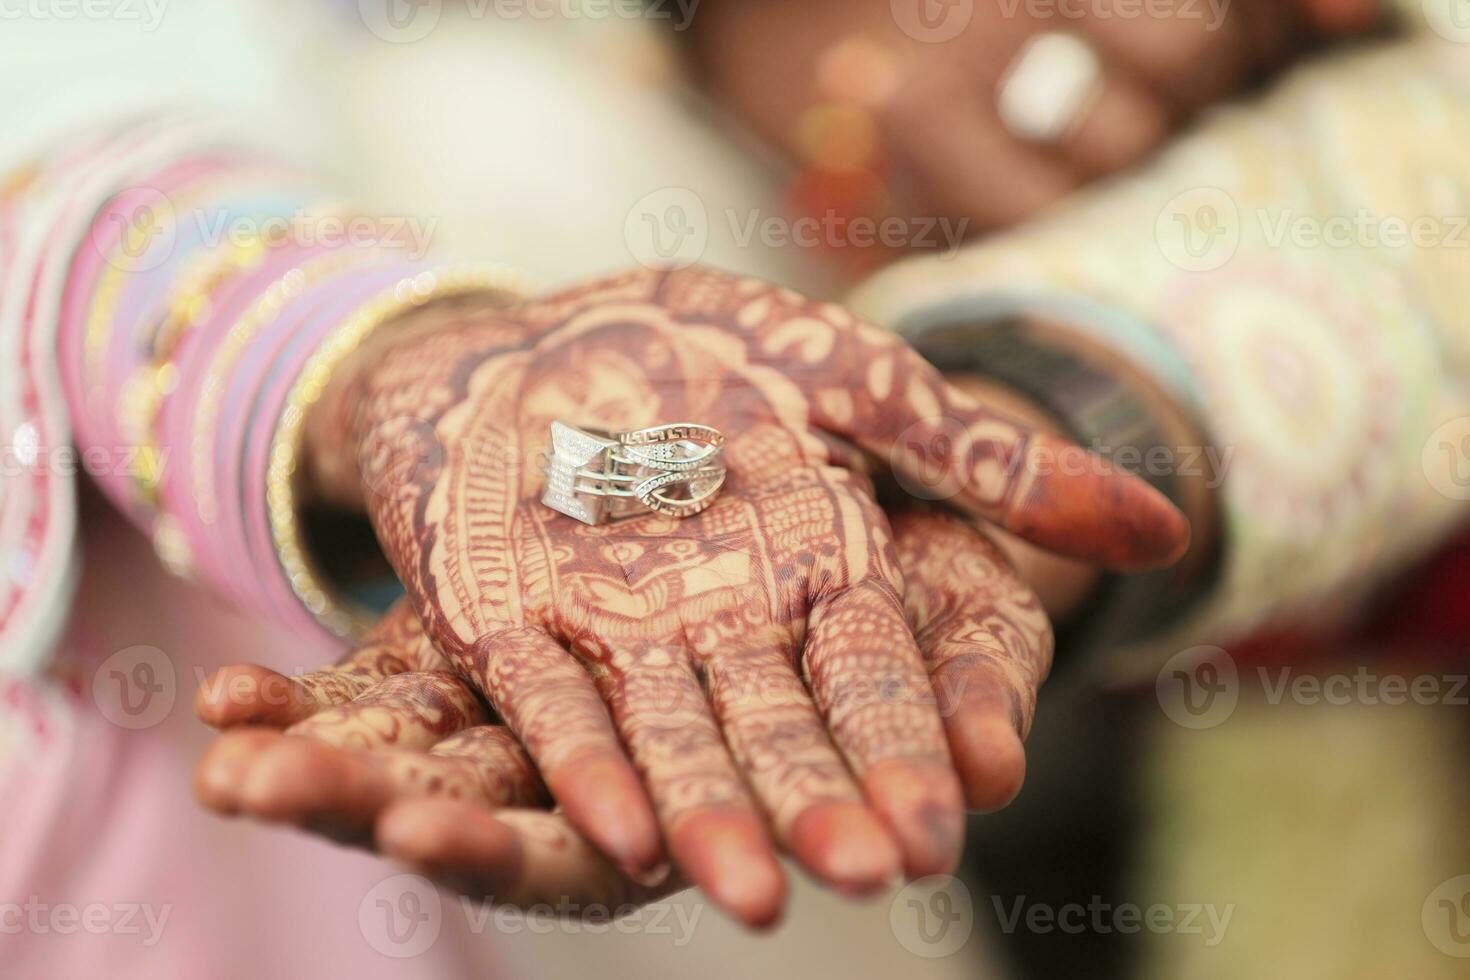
top-left (266, 263), bottom-right (533, 639)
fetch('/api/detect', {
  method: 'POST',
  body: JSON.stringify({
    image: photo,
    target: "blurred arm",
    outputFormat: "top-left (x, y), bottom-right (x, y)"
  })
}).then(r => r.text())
top-left (849, 32), bottom-right (1470, 673)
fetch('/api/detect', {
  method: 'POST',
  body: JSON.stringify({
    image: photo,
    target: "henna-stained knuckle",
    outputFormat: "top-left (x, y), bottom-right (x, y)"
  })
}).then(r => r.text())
top-left (467, 628), bottom-right (668, 883)
top-left (704, 647), bottom-right (903, 892)
top-left (801, 576), bottom-right (965, 879)
top-left (196, 602), bottom-right (449, 731)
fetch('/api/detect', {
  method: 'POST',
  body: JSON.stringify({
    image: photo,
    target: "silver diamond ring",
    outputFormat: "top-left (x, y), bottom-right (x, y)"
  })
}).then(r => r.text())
top-left (541, 420), bottom-right (726, 525)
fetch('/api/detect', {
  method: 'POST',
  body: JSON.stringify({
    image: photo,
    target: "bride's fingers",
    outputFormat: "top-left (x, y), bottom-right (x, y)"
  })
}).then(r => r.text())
top-left (803, 571), bottom-right (966, 881)
top-left (808, 322), bottom-right (1190, 571)
top-left (463, 626), bottom-right (666, 887)
top-left (195, 601), bottom-right (443, 728)
top-left (286, 670), bottom-right (487, 751)
top-left (195, 665), bottom-right (488, 823)
top-left (594, 652), bottom-right (787, 928)
top-left (705, 643), bottom-right (902, 896)
top-left (378, 801), bottom-right (683, 914)
top-left (194, 727), bottom-right (281, 814)
top-left (892, 509), bottom-right (1054, 812)
top-left (204, 725), bottom-right (552, 843)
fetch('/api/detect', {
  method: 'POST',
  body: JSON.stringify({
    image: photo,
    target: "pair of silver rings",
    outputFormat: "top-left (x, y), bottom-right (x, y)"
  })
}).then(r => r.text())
top-left (541, 420), bottom-right (726, 525)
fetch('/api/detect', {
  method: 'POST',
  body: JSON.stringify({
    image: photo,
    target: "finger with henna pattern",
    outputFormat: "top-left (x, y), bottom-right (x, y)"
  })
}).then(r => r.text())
top-left (650, 267), bottom-right (1189, 570)
top-left (595, 653), bottom-right (788, 927)
top-left (196, 665), bottom-right (487, 832)
top-left (377, 801), bottom-right (686, 917)
top-left (285, 670), bottom-right (488, 751)
top-left (891, 509), bottom-right (1053, 812)
top-left (467, 626), bottom-right (667, 888)
top-left (215, 725), bottom-right (550, 842)
top-left (704, 644), bottom-right (902, 895)
top-left (803, 577), bottom-right (966, 880)
top-left (195, 601), bottom-right (444, 728)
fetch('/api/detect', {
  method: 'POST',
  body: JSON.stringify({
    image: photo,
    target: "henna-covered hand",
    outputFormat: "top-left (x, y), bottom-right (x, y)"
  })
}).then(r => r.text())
top-left (197, 506), bottom-right (1055, 922)
top-left (289, 265), bottom-right (1184, 925)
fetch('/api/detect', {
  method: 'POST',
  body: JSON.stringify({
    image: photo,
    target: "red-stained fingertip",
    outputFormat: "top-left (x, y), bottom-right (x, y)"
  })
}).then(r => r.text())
top-left (1007, 433), bottom-right (1192, 572)
top-left (862, 762), bottom-right (966, 881)
top-left (671, 809), bottom-right (787, 929)
top-left (547, 754), bottom-right (666, 884)
top-left (789, 802), bottom-right (903, 897)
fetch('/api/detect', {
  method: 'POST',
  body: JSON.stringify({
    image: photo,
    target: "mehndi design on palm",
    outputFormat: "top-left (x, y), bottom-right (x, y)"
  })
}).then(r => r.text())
top-left (282, 266), bottom-right (1186, 925)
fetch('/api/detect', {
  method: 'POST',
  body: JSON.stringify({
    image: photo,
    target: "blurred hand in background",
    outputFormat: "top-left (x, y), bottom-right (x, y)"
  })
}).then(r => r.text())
top-left (687, 0), bottom-right (1383, 243)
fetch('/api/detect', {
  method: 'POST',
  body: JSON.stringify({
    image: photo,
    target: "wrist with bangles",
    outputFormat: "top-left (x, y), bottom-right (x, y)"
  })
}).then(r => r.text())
top-left (66, 132), bottom-right (534, 642)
